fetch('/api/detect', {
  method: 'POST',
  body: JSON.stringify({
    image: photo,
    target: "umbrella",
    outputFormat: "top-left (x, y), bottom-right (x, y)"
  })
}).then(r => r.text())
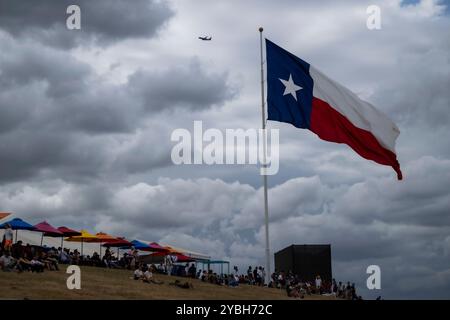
top-left (33, 221), bottom-right (63, 246)
top-left (148, 242), bottom-right (169, 252)
top-left (0, 212), bottom-right (11, 221)
top-left (0, 218), bottom-right (36, 243)
top-left (57, 226), bottom-right (81, 248)
top-left (128, 240), bottom-right (151, 250)
top-left (102, 237), bottom-right (133, 258)
top-left (58, 226), bottom-right (81, 236)
top-left (150, 251), bottom-right (195, 262)
top-left (87, 232), bottom-right (118, 256)
top-left (102, 237), bottom-right (132, 248)
top-left (65, 229), bottom-right (99, 256)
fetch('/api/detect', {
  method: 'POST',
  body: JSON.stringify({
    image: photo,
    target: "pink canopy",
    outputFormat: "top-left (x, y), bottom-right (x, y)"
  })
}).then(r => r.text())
top-left (57, 226), bottom-right (81, 237)
top-left (34, 221), bottom-right (63, 246)
top-left (34, 221), bottom-right (63, 237)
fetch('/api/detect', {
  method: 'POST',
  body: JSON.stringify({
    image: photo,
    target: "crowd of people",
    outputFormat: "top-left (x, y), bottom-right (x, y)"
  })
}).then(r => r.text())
top-left (142, 263), bottom-right (362, 300)
top-left (0, 223), bottom-right (142, 273)
top-left (270, 269), bottom-right (362, 300)
top-left (2, 223), bottom-right (361, 299)
top-left (0, 240), bottom-right (59, 273)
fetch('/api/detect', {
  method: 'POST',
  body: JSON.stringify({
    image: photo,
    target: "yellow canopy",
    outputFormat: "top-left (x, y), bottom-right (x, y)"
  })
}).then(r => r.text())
top-left (65, 229), bottom-right (99, 242)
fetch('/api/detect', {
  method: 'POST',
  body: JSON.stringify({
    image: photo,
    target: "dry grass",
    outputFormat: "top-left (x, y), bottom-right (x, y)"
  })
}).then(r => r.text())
top-left (0, 266), bottom-right (336, 300)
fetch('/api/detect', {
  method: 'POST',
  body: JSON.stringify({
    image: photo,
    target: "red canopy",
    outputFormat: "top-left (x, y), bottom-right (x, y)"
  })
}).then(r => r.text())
top-left (34, 221), bottom-right (63, 237)
top-left (151, 251), bottom-right (195, 262)
top-left (102, 237), bottom-right (132, 248)
top-left (175, 253), bottom-right (195, 262)
top-left (57, 226), bottom-right (81, 237)
top-left (148, 242), bottom-right (169, 252)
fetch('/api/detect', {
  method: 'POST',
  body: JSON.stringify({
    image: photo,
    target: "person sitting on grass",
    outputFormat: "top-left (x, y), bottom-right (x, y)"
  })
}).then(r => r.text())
top-left (58, 248), bottom-right (71, 264)
top-left (228, 274), bottom-right (239, 287)
top-left (30, 256), bottom-right (44, 272)
top-left (11, 242), bottom-right (33, 272)
top-left (133, 265), bottom-right (144, 280)
top-left (71, 249), bottom-right (80, 265)
top-left (286, 284), bottom-right (300, 298)
top-left (0, 251), bottom-right (17, 272)
top-left (169, 279), bottom-right (193, 289)
top-left (39, 251), bottom-right (59, 271)
top-left (142, 267), bottom-right (164, 284)
top-left (91, 252), bottom-right (101, 267)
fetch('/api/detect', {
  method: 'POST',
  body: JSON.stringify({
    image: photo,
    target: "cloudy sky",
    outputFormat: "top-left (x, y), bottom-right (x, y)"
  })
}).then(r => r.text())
top-left (0, 0), bottom-right (449, 299)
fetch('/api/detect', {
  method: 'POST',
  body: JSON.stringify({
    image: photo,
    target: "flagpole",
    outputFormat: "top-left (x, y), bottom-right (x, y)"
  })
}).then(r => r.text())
top-left (259, 27), bottom-right (271, 285)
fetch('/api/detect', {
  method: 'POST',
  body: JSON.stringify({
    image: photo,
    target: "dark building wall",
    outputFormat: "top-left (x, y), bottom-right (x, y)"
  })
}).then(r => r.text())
top-left (274, 244), bottom-right (332, 282)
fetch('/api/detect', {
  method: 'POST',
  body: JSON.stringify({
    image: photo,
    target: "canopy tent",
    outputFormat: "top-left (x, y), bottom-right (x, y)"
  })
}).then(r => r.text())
top-left (150, 251), bottom-right (196, 263)
top-left (160, 243), bottom-right (210, 260)
top-left (173, 253), bottom-right (196, 263)
top-left (101, 237), bottom-right (132, 248)
top-left (65, 229), bottom-right (99, 256)
top-left (0, 218), bottom-right (36, 243)
top-left (162, 245), bottom-right (179, 253)
top-left (56, 226), bottom-right (81, 248)
top-left (126, 240), bottom-right (151, 251)
top-left (87, 232), bottom-right (118, 256)
top-left (0, 212), bottom-right (12, 222)
top-left (198, 260), bottom-right (230, 275)
top-left (34, 221), bottom-right (63, 246)
top-left (148, 242), bottom-right (169, 252)
top-left (102, 237), bottom-right (132, 257)
top-left (58, 227), bottom-right (81, 237)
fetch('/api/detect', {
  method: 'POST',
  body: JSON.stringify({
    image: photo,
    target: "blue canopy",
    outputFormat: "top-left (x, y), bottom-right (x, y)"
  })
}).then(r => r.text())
top-left (0, 218), bottom-right (35, 230)
top-left (121, 239), bottom-right (150, 250)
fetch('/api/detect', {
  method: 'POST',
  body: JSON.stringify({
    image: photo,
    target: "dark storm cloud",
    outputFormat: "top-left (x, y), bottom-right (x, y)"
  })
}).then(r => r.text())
top-left (0, 0), bottom-right (174, 48)
top-left (128, 58), bottom-right (237, 112)
top-left (0, 34), bottom-right (236, 183)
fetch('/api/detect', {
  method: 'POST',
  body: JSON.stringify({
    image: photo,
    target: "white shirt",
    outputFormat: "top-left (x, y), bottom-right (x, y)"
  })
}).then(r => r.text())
top-left (315, 278), bottom-right (322, 287)
top-left (31, 259), bottom-right (43, 266)
top-left (4, 228), bottom-right (13, 241)
top-left (0, 255), bottom-right (14, 265)
top-left (134, 269), bottom-right (143, 278)
top-left (144, 270), bottom-right (153, 279)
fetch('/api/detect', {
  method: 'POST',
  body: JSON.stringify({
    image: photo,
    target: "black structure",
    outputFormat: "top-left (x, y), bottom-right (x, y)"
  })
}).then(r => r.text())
top-left (274, 244), bottom-right (332, 282)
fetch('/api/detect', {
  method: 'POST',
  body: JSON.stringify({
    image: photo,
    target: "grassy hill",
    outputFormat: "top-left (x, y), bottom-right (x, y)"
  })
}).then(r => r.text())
top-left (0, 266), bottom-right (336, 300)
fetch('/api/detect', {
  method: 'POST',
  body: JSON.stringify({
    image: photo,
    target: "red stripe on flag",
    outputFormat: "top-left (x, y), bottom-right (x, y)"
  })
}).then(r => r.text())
top-left (310, 97), bottom-right (402, 180)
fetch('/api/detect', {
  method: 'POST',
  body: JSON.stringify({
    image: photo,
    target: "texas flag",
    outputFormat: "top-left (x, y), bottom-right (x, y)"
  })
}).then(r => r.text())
top-left (266, 39), bottom-right (402, 180)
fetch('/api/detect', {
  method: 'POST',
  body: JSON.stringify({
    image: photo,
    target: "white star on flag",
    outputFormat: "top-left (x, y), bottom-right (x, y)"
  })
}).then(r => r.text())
top-left (279, 74), bottom-right (302, 101)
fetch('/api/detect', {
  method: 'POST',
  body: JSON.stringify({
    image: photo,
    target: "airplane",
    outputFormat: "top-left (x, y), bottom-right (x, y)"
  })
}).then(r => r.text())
top-left (198, 36), bottom-right (212, 41)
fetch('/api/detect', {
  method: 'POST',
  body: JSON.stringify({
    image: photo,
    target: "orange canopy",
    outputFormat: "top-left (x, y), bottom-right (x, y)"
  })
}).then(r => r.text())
top-left (0, 212), bottom-right (11, 220)
top-left (86, 232), bottom-right (118, 243)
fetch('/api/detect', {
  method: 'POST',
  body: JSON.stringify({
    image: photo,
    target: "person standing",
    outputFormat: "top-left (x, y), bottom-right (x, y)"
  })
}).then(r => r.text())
top-left (165, 254), bottom-right (173, 276)
top-left (3, 224), bottom-right (13, 251)
top-left (315, 275), bottom-right (322, 293)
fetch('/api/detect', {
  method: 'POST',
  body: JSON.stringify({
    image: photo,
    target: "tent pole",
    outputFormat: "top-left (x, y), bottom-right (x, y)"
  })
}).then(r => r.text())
top-left (41, 233), bottom-right (44, 246)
